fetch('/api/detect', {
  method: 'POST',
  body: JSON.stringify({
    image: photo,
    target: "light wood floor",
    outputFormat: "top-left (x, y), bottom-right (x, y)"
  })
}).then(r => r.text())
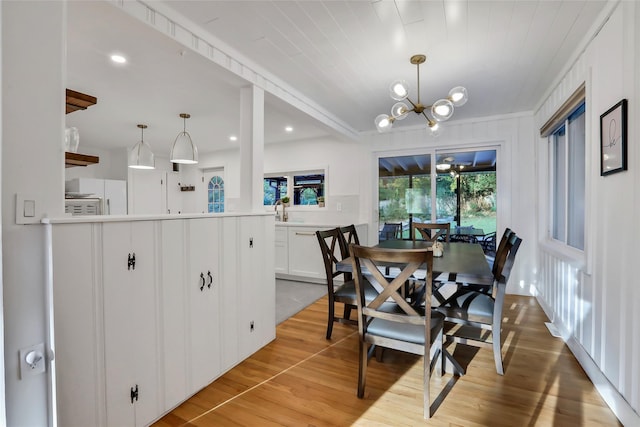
top-left (153, 294), bottom-right (620, 426)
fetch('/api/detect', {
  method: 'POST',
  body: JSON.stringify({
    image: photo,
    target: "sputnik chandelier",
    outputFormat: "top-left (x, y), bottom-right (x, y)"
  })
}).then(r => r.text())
top-left (375, 54), bottom-right (468, 134)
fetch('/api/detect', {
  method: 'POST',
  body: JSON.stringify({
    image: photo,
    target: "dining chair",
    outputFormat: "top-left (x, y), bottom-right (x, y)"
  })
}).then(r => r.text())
top-left (316, 228), bottom-right (378, 339)
top-left (339, 224), bottom-right (360, 255)
top-left (379, 222), bottom-right (402, 241)
top-left (412, 222), bottom-right (450, 243)
top-left (479, 231), bottom-right (497, 255)
top-left (349, 244), bottom-right (445, 419)
top-left (435, 232), bottom-right (522, 375)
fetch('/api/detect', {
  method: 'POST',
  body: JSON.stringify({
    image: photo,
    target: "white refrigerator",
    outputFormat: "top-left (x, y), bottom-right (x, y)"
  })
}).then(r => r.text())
top-left (66, 178), bottom-right (127, 215)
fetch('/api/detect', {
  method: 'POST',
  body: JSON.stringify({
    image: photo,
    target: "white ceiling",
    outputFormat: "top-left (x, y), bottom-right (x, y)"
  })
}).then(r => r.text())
top-left (66, 0), bottom-right (607, 157)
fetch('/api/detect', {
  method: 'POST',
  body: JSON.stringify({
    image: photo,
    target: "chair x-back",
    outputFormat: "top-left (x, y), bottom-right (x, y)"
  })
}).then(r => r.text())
top-left (316, 227), bottom-right (377, 339)
top-left (349, 244), bottom-right (445, 419)
top-left (412, 222), bottom-right (450, 243)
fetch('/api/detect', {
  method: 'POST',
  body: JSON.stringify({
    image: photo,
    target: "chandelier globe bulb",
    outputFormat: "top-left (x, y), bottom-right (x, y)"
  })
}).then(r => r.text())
top-left (391, 102), bottom-right (410, 120)
top-left (389, 80), bottom-right (409, 101)
top-left (449, 86), bottom-right (468, 106)
top-left (431, 99), bottom-right (454, 122)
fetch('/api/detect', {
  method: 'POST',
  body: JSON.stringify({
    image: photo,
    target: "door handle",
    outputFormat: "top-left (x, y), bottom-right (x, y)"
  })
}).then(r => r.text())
top-left (207, 270), bottom-right (213, 288)
top-left (200, 272), bottom-right (205, 291)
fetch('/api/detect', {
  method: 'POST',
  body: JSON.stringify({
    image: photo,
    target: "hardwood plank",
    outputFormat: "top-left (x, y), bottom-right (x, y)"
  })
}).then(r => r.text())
top-left (153, 295), bottom-right (621, 426)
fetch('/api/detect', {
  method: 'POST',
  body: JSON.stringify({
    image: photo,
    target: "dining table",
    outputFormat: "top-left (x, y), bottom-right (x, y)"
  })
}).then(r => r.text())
top-left (338, 239), bottom-right (492, 282)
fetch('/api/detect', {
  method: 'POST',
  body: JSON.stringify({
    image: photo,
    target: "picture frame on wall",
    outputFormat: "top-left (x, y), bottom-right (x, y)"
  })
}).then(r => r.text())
top-left (600, 99), bottom-right (627, 176)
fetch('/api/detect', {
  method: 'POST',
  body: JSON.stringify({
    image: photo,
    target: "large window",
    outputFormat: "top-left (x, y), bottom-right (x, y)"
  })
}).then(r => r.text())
top-left (549, 102), bottom-right (585, 250)
top-left (264, 170), bottom-right (325, 206)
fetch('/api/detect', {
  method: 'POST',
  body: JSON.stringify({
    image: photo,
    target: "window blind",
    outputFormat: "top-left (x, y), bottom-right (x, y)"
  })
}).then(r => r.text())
top-left (540, 83), bottom-right (586, 137)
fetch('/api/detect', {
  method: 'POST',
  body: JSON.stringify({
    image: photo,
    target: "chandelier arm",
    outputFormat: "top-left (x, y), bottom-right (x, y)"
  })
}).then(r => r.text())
top-left (421, 110), bottom-right (436, 126)
top-left (404, 97), bottom-right (419, 112)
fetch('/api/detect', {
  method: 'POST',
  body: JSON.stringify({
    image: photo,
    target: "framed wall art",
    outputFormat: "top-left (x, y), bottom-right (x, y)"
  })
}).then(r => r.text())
top-left (600, 99), bottom-right (627, 176)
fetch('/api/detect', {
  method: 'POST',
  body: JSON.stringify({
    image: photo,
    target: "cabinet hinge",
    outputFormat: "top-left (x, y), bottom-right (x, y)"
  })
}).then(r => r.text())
top-left (130, 384), bottom-right (139, 404)
top-left (249, 237), bottom-right (253, 248)
top-left (127, 253), bottom-right (136, 270)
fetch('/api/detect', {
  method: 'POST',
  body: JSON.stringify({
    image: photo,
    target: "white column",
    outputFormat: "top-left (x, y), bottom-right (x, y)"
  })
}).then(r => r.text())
top-left (238, 85), bottom-right (265, 212)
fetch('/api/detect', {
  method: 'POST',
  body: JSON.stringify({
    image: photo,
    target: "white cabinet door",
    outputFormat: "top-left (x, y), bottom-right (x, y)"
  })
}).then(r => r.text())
top-left (159, 219), bottom-right (188, 411)
top-left (102, 221), bottom-right (160, 427)
top-left (52, 223), bottom-right (105, 427)
top-left (237, 216), bottom-right (276, 359)
top-left (187, 218), bottom-right (221, 393)
top-left (288, 227), bottom-right (324, 279)
top-left (219, 217), bottom-right (239, 371)
top-left (274, 226), bottom-right (288, 274)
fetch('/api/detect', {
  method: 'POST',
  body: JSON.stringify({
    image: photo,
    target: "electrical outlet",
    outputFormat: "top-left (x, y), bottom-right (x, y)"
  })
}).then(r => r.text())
top-left (336, 202), bottom-right (342, 211)
top-left (19, 343), bottom-right (46, 379)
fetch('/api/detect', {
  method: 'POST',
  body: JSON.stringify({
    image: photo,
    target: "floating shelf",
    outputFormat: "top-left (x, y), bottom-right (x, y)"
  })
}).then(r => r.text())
top-left (66, 89), bottom-right (97, 114)
top-left (65, 152), bottom-right (99, 168)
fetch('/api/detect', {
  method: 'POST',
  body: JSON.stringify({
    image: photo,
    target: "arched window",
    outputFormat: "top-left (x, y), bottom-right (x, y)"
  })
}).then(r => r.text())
top-left (208, 176), bottom-right (224, 213)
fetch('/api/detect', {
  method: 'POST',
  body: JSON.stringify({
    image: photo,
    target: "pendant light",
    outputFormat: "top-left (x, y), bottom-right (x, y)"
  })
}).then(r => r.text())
top-left (170, 113), bottom-right (198, 164)
top-left (375, 54), bottom-right (468, 134)
top-left (128, 124), bottom-right (155, 169)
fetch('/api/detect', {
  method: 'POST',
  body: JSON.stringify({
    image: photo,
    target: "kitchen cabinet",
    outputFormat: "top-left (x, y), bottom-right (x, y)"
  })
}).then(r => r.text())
top-left (52, 223), bottom-right (104, 427)
top-left (186, 218), bottom-right (222, 392)
top-left (237, 215), bottom-right (275, 359)
top-left (66, 178), bottom-right (127, 214)
top-left (50, 214), bottom-right (275, 427)
top-left (102, 221), bottom-right (160, 427)
top-left (274, 226), bottom-right (288, 274)
top-left (159, 219), bottom-right (188, 411)
top-left (219, 216), bottom-right (276, 365)
top-left (288, 227), bottom-right (324, 279)
top-left (275, 223), bottom-right (368, 282)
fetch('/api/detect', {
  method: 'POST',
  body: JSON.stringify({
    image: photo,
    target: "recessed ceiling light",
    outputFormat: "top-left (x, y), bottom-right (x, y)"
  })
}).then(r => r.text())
top-left (110, 54), bottom-right (127, 64)
top-left (285, 126), bottom-right (293, 133)
top-left (229, 135), bottom-right (237, 142)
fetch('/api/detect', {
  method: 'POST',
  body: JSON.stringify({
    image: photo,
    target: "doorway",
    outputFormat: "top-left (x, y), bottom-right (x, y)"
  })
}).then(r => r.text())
top-left (202, 168), bottom-right (225, 213)
top-left (378, 149), bottom-right (497, 240)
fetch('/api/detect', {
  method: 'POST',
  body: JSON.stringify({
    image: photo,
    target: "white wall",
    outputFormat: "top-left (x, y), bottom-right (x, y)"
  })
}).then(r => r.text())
top-left (2, 2), bottom-right (66, 426)
top-left (198, 137), bottom-right (369, 225)
top-left (534, 1), bottom-right (639, 424)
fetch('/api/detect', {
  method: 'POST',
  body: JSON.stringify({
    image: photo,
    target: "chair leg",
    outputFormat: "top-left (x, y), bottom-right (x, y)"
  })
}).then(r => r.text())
top-left (423, 343), bottom-right (430, 419)
top-left (326, 299), bottom-right (335, 340)
top-left (493, 326), bottom-right (504, 375)
top-left (343, 304), bottom-right (352, 321)
top-left (358, 341), bottom-right (367, 398)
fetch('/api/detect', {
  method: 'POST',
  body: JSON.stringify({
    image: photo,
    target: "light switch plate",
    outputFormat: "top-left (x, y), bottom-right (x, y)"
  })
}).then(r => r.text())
top-left (24, 200), bottom-right (36, 217)
top-left (16, 194), bottom-right (42, 224)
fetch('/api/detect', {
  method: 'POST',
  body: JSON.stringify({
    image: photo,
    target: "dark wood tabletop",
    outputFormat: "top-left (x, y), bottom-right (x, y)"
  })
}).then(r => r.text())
top-left (339, 240), bottom-right (492, 279)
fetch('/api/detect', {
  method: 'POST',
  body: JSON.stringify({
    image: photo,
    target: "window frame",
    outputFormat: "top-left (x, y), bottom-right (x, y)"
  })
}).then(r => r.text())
top-left (264, 167), bottom-right (327, 209)
top-left (546, 101), bottom-right (586, 257)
